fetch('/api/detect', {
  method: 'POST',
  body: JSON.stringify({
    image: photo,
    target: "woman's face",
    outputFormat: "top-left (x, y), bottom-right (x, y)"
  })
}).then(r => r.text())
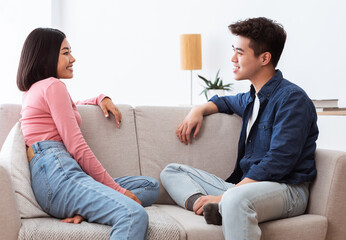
top-left (57, 38), bottom-right (75, 79)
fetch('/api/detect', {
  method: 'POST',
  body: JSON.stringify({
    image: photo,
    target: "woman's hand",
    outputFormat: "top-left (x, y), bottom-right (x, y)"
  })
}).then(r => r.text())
top-left (100, 97), bottom-right (122, 128)
top-left (61, 214), bottom-right (84, 224)
top-left (124, 190), bottom-right (142, 205)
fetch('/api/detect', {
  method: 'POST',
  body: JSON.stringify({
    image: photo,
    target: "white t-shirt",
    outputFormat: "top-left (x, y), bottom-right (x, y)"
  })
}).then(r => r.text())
top-left (246, 94), bottom-right (260, 141)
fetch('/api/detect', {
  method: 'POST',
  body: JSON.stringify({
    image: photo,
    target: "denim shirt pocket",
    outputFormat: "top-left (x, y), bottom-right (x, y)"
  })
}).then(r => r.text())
top-left (257, 120), bottom-right (273, 151)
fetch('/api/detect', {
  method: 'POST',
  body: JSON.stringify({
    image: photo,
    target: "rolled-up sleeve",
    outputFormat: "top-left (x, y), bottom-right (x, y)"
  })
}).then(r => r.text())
top-left (209, 93), bottom-right (248, 117)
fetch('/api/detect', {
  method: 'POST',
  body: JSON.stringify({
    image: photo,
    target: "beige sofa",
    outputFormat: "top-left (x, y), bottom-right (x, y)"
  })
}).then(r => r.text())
top-left (0, 103), bottom-right (345, 240)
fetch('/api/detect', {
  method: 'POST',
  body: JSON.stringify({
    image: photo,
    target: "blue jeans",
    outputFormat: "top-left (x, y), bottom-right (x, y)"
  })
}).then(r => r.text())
top-left (160, 163), bottom-right (309, 240)
top-left (29, 141), bottom-right (160, 240)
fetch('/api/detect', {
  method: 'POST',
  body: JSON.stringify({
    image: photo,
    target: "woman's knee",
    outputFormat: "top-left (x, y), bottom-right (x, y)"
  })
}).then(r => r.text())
top-left (149, 177), bottom-right (160, 199)
top-left (141, 177), bottom-right (160, 207)
top-left (146, 176), bottom-right (160, 190)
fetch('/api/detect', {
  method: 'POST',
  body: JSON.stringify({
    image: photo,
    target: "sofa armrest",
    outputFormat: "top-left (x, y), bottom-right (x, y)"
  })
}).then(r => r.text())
top-left (307, 148), bottom-right (346, 240)
top-left (0, 165), bottom-right (21, 240)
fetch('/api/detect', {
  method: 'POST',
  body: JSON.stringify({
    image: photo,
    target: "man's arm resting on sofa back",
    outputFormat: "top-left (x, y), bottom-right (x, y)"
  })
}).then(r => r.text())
top-left (176, 102), bottom-right (219, 145)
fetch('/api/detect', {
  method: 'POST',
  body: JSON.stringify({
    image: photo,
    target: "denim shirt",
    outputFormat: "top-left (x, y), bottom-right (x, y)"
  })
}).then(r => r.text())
top-left (210, 70), bottom-right (318, 185)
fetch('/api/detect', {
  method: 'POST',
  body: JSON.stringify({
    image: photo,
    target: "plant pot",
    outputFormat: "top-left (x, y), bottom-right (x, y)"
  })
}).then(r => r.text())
top-left (207, 89), bottom-right (225, 99)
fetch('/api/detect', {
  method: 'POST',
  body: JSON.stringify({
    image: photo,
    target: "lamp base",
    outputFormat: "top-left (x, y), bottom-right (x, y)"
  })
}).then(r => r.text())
top-left (190, 70), bottom-right (193, 105)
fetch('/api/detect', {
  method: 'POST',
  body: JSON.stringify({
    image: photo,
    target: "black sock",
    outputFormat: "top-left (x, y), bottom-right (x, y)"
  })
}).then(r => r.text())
top-left (186, 193), bottom-right (204, 211)
top-left (203, 203), bottom-right (222, 225)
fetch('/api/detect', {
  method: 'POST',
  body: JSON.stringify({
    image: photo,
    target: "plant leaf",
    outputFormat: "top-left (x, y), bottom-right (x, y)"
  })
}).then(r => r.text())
top-left (197, 75), bottom-right (209, 82)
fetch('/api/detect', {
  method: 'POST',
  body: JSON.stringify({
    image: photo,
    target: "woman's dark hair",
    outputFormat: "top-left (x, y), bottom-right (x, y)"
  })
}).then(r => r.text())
top-left (229, 17), bottom-right (286, 68)
top-left (17, 28), bottom-right (66, 91)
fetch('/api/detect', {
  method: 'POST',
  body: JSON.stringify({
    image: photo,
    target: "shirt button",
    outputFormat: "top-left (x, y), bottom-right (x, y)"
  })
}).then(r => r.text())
top-left (249, 139), bottom-right (252, 143)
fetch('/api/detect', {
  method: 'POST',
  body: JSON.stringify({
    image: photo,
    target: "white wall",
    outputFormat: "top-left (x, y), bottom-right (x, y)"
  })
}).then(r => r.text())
top-left (0, 0), bottom-right (51, 104)
top-left (54, 0), bottom-right (346, 107)
top-left (317, 116), bottom-right (346, 151)
top-left (1, 0), bottom-right (345, 150)
top-left (2, 0), bottom-right (346, 106)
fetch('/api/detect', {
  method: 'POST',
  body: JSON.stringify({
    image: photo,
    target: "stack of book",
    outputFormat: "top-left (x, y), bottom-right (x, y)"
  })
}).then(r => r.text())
top-left (312, 99), bottom-right (346, 112)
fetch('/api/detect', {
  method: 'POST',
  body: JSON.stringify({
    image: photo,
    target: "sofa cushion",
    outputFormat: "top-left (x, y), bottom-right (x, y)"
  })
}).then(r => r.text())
top-left (19, 206), bottom-right (185, 240)
top-left (259, 214), bottom-right (327, 240)
top-left (156, 205), bottom-right (327, 240)
top-left (135, 106), bottom-right (242, 204)
top-left (155, 205), bottom-right (224, 240)
top-left (0, 122), bottom-right (48, 218)
top-left (0, 165), bottom-right (22, 240)
top-left (0, 104), bottom-right (22, 149)
top-left (307, 149), bottom-right (346, 240)
top-left (78, 105), bottom-right (141, 177)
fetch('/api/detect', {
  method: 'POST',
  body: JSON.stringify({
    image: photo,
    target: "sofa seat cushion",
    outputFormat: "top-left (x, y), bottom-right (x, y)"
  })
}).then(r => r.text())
top-left (19, 206), bottom-right (185, 240)
top-left (155, 205), bottom-right (224, 240)
top-left (19, 218), bottom-right (110, 240)
top-left (156, 205), bottom-right (328, 240)
top-left (260, 214), bottom-right (327, 240)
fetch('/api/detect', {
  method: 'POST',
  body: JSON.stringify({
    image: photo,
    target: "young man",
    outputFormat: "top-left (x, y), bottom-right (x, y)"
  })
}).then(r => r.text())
top-left (160, 17), bottom-right (318, 240)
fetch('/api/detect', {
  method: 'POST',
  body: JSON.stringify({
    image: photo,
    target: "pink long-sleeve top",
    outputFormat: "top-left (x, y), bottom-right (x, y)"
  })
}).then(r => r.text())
top-left (20, 77), bottom-right (126, 194)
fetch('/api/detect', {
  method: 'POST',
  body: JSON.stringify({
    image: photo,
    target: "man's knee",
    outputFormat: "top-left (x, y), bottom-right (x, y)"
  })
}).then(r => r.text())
top-left (219, 187), bottom-right (254, 215)
top-left (160, 163), bottom-right (182, 179)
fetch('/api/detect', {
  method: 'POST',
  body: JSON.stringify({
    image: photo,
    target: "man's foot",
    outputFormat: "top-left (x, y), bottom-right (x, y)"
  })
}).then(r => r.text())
top-left (203, 203), bottom-right (222, 225)
top-left (185, 193), bottom-right (204, 211)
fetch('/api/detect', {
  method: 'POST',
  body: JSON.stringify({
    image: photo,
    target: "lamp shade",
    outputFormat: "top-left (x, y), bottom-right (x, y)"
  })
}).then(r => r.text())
top-left (180, 34), bottom-right (202, 70)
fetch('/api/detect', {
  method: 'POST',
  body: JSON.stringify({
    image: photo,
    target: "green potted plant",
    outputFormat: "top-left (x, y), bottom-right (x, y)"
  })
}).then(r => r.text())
top-left (198, 69), bottom-right (233, 100)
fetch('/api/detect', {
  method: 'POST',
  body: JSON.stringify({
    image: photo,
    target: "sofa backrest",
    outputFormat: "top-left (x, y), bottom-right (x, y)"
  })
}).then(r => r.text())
top-left (77, 105), bottom-right (141, 177)
top-left (0, 104), bottom-right (242, 204)
top-left (0, 104), bottom-right (141, 177)
top-left (134, 106), bottom-right (242, 204)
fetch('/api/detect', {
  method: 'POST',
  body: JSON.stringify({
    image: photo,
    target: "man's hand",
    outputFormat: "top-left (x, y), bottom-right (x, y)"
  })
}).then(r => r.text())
top-left (61, 214), bottom-right (84, 224)
top-left (234, 177), bottom-right (259, 188)
top-left (193, 195), bottom-right (223, 215)
top-left (176, 107), bottom-right (204, 145)
top-left (176, 102), bottom-right (218, 145)
top-left (100, 97), bottom-right (122, 128)
top-left (124, 190), bottom-right (142, 205)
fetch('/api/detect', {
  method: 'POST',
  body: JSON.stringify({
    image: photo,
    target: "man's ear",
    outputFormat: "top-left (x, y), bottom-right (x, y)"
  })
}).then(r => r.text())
top-left (260, 52), bottom-right (272, 66)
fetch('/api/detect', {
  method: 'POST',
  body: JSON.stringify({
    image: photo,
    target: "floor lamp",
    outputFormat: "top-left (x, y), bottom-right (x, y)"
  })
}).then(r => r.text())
top-left (180, 34), bottom-right (202, 105)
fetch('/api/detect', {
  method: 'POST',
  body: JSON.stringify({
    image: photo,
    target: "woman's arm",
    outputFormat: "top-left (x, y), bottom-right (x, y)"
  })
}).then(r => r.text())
top-left (74, 94), bottom-right (106, 106)
top-left (76, 95), bottom-right (122, 128)
top-left (45, 81), bottom-right (126, 193)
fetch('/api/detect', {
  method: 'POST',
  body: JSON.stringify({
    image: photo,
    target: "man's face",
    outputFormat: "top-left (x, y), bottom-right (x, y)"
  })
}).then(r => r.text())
top-left (231, 36), bottom-right (263, 81)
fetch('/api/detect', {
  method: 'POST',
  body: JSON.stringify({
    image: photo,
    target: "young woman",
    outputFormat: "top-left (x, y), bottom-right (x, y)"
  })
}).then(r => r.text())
top-left (17, 28), bottom-right (160, 240)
